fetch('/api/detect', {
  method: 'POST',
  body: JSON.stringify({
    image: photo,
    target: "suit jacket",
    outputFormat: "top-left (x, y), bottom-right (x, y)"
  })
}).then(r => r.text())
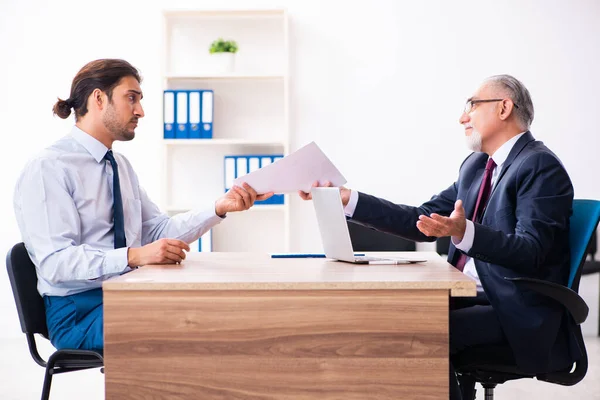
top-left (350, 131), bottom-right (580, 373)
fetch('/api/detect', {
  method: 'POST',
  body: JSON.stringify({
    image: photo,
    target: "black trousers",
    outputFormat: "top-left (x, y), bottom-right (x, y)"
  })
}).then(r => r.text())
top-left (449, 290), bottom-right (508, 400)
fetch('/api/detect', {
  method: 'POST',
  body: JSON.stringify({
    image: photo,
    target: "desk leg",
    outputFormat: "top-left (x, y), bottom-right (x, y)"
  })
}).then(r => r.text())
top-left (104, 289), bottom-right (448, 399)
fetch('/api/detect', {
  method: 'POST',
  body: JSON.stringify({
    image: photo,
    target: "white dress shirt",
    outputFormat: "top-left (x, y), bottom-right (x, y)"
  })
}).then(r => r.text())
top-left (14, 126), bottom-right (223, 296)
top-left (344, 132), bottom-right (526, 287)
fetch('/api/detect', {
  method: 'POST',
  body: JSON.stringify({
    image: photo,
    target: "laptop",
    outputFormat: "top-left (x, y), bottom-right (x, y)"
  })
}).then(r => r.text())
top-left (311, 187), bottom-right (427, 265)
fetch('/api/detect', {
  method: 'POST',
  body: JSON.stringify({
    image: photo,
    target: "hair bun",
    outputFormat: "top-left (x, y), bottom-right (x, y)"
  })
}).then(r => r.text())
top-left (53, 98), bottom-right (73, 119)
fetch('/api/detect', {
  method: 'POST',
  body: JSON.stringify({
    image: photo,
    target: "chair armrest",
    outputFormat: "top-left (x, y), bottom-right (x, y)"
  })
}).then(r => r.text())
top-left (505, 277), bottom-right (589, 324)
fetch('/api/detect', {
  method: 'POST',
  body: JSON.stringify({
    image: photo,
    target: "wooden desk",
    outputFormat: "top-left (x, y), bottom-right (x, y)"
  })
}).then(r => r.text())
top-left (103, 251), bottom-right (475, 399)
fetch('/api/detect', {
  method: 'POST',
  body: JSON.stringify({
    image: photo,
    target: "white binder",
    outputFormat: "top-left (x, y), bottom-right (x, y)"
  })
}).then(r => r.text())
top-left (199, 229), bottom-right (213, 252)
top-left (249, 157), bottom-right (260, 173)
top-left (163, 91), bottom-right (175, 138)
top-left (224, 157), bottom-right (235, 191)
top-left (201, 90), bottom-right (213, 138)
top-left (236, 157), bottom-right (248, 178)
top-left (175, 91), bottom-right (188, 138)
top-left (188, 90), bottom-right (201, 138)
top-left (260, 157), bottom-right (272, 167)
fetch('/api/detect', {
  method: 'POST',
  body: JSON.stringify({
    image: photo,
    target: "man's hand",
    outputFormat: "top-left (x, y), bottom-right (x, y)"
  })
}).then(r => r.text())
top-left (215, 183), bottom-right (274, 217)
top-left (416, 200), bottom-right (467, 240)
top-left (298, 180), bottom-right (351, 206)
top-left (127, 238), bottom-right (191, 267)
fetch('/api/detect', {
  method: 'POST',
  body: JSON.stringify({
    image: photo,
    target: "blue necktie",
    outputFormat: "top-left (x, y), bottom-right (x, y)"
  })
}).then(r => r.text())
top-left (104, 150), bottom-right (127, 249)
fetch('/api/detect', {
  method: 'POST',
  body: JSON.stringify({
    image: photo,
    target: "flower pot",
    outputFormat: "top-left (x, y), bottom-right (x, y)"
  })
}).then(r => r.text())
top-left (210, 52), bottom-right (235, 74)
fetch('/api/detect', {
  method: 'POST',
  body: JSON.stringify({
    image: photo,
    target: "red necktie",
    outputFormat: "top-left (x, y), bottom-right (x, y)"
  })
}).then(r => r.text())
top-left (455, 158), bottom-right (497, 272)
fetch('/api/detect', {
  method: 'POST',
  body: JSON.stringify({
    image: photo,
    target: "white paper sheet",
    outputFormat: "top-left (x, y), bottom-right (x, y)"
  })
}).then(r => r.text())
top-left (232, 142), bottom-right (347, 194)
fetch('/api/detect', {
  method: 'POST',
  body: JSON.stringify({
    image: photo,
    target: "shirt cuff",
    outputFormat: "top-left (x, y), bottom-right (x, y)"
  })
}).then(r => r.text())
top-left (452, 219), bottom-right (475, 253)
top-left (344, 190), bottom-right (359, 217)
top-left (212, 202), bottom-right (227, 219)
top-left (104, 247), bottom-right (130, 272)
top-left (207, 207), bottom-right (227, 222)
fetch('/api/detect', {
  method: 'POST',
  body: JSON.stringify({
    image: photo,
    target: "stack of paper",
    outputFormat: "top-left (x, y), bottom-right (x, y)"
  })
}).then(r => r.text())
top-left (232, 142), bottom-right (346, 194)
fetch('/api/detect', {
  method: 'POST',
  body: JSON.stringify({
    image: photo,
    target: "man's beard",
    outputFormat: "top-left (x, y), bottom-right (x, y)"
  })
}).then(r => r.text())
top-left (103, 103), bottom-right (136, 142)
top-left (466, 128), bottom-right (482, 152)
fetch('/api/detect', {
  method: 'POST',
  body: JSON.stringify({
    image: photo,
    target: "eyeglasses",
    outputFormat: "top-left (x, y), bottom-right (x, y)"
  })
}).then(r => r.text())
top-left (464, 98), bottom-right (519, 114)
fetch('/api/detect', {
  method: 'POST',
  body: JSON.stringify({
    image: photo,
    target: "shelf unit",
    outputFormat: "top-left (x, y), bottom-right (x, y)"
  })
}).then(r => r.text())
top-left (161, 9), bottom-right (290, 253)
top-left (165, 73), bottom-right (285, 80)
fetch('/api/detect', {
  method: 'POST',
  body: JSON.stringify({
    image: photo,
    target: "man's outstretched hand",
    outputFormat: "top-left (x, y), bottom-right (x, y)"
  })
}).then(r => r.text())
top-left (215, 183), bottom-right (274, 217)
top-left (416, 200), bottom-right (467, 240)
top-left (298, 180), bottom-right (351, 206)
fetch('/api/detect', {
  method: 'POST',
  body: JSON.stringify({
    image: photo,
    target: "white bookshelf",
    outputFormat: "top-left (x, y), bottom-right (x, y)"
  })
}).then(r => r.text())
top-left (161, 9), bottom-right (290, 253)
top-left (163, 139), bottom-right (285, 147)
top-left (165, 73), bottom-right (285, 80)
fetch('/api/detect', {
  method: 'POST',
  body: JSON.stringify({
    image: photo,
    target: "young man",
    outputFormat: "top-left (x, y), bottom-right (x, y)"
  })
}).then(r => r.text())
top-left (14, 59), bottom-right (272, 351)
top-left (300, 75), bottom-right (580, 400)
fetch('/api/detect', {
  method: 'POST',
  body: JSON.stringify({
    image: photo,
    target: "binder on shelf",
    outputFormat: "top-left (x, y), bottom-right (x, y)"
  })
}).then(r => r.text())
top-left (224, 156), bottom-right (236, 191)
top-left (189, 229), bottom-right (213, 252)
top-left (201, 90), bottom-right (214, 139)
top-left (223, 155), bottom-right (285, 205)
top-left (261, 154), bottom-right (284, 205)
top-left (175, 90), bottom-right (189, 139)
top-left (163, 90), bottom-right (175, 139)
top-left (236, 157), bottom-right (248, 180)
top-left (260, 157), bottom-right (272, 168)
top-left (198, 229), bottom-right (213, 252)
top-left (249, 157), bottom-right (260, 173)
top-left (188, 90), bottom-right (201, 139)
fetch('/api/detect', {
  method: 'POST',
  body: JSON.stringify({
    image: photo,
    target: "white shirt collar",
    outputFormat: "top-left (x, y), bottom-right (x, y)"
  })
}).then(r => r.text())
top-left (70, 126), bottom-right (110, 163)
top-left (490, 131), bottom-right (527, 167)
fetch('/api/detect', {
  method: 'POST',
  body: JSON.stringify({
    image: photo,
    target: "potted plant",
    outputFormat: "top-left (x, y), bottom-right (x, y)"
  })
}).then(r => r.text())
top-left (209, 38), bottom-right (238, 73)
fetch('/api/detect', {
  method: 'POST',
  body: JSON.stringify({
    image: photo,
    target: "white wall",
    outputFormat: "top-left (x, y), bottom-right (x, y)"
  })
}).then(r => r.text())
top-left (1, 0), bottom-right (599, 339)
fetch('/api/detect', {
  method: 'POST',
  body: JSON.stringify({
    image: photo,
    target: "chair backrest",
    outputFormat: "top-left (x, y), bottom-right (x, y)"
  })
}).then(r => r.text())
top-left (436, 236), bottom-right (451, 256)
top-left (586, 229), bottom-right (597, 260)
top-left (347, 221), bottom-right (416, 252)
top-left (568, 200), bottom-right (600, 291)
top-left (6, 242), bottom-right (49, 337)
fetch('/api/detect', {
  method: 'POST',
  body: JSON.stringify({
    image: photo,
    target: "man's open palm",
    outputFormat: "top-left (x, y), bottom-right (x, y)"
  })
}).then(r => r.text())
top-left (416, 200), bottom-right (467, 240)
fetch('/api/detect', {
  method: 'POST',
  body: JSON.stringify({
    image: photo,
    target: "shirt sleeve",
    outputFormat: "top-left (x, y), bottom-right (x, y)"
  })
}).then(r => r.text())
top-left (452, 219), bottom-right (475, 252)
top-left (14, 158), bottom-right (129, 286)
top-left (344, 189), bottom-right (360, 217)
top-left (137, 185), bottom-right (224, 246)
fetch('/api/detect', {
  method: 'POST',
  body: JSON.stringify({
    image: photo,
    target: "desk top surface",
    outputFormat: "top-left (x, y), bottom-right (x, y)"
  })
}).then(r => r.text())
top-left (103, 251), bottom-right (476, 296)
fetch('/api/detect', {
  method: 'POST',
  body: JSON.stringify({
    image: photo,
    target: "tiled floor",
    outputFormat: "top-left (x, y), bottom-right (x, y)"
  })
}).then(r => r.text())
top-left (2, 273), bottom-right (598, 399)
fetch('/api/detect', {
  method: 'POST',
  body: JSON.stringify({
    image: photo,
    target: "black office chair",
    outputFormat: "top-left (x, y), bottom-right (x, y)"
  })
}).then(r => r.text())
top-left (347, 221), bottom-right (416, 251)
top-left (6, 242), bottom-right (104, 400)
top-left (436, 236), bottom-right (451, 256)
top-left (454, 199), bottom-right (600, 400)
top-left (580, 229), bottom-right (600, 336)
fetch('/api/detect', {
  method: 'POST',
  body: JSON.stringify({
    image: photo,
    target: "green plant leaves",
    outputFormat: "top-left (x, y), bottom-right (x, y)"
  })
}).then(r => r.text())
top-left (209, 38), bottom-right (239, 54)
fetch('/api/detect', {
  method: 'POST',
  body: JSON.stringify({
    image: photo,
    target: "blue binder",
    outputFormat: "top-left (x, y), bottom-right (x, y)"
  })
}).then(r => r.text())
top-left (224, 156), bottom-right (236, 192)
top-left (201, 90), bottom-right (214, 139)
top-left (175, 90), bottom-right (189, 139)
top-left (188, 90), bottom-right (201, 139)
top-left (259, 155), bottom-right (284, 205)
top-left (223, 155), bottom-right (285, 205)
top-left (198, 229), bottom-right (213, 252)
top-left (163, 90), bottom-right (175, 139)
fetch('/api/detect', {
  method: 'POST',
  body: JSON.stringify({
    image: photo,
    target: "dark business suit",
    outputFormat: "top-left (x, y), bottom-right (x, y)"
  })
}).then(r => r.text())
top-left (349, 132), bottom-right (581, 381)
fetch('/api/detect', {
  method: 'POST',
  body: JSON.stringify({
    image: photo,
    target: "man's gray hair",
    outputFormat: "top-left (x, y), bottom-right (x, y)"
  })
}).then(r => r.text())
top-left (485, 75), bottom-right (534, 130)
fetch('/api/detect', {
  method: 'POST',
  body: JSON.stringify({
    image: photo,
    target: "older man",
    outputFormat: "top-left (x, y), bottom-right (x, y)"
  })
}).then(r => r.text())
top-left (300, 75), bottom-right (580, 399)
